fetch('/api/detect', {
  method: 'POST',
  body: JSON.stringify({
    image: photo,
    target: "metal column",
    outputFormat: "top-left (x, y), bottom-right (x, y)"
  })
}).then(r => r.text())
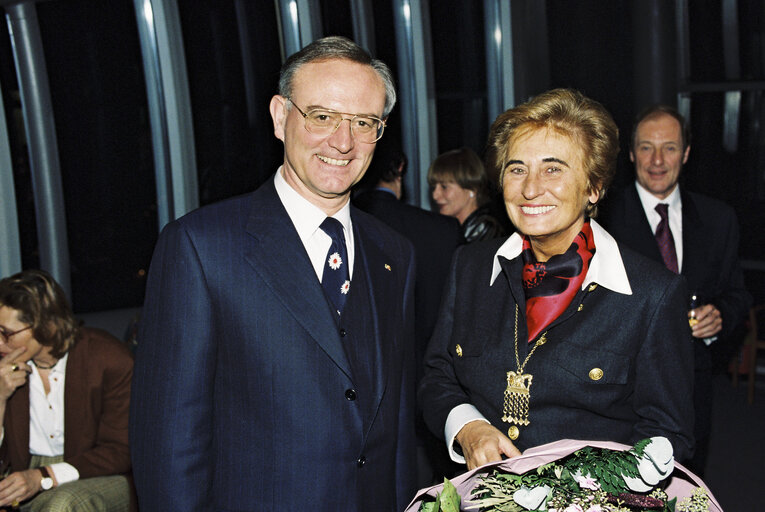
top-left (5, 1), bottom-right (70, 296)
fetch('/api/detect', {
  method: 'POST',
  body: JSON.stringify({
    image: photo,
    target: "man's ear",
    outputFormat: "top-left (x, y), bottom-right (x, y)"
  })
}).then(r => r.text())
top-left (682, 145), bottom-right (691, 165)
top-left (269, 95), bottom-right (287, 142)
top-left (629, 150), bottom-right (635, 163)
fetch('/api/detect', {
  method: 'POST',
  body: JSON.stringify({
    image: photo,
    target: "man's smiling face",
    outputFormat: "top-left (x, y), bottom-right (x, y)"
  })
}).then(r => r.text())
top-left (270, 58), bottom-right (386, 211)
top-left (631, 113), bottom-right (690, 200)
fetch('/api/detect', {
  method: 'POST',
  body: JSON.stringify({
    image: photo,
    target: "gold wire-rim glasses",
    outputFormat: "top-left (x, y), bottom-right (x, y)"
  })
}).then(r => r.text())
top-left (286, 98), bottom-right (386, 144)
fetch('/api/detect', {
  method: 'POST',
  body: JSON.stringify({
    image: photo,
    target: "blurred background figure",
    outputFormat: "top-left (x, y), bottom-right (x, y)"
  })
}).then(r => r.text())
top-left (354, 138), bottom-right (463, 485)
top-left (428, 147), bottom-right (508, 243)
top-left (599, 104), bottom-right (751, 477)
top-left (0, 270), bottom-right (134, 512)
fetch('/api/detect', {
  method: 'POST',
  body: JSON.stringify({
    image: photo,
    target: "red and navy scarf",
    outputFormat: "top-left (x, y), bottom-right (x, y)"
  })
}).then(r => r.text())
top-left (521, 220), bottom-right (596, 342)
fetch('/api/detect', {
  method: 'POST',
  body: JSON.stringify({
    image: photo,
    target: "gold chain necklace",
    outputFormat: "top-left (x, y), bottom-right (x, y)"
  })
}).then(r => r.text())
top-left (501, 304), bottom-right (547, 441)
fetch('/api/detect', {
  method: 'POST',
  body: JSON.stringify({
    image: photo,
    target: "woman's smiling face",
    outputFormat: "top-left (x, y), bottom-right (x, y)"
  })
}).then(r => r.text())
top-left (502, 127), bottom-right (598, 260)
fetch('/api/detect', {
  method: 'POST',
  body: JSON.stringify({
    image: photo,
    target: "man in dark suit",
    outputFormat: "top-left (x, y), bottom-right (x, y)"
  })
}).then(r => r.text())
top-left (353, 141), bottom-right (463, 484)
top-left (129, 37), bottom-right (417, 511)
top-left (600, 105), bottom-right (751, 476)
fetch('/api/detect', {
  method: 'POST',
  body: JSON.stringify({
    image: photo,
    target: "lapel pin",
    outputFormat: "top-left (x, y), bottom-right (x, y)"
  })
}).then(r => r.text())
top-left (384, 264), bottom-right (391, 271)
top-left (455, 344), bottom-right (463, 357)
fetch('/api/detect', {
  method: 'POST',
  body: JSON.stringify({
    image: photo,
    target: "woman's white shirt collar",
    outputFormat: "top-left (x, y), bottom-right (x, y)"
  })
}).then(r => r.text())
top-left (490, 219), bottom-right (632, 295)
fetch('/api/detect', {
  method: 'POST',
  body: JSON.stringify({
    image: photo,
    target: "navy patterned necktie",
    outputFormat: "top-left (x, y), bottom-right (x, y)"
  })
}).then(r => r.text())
top-left (319, 217), bottom-right (350, 316)
top-left (654, 203), bottom-right (679, 273)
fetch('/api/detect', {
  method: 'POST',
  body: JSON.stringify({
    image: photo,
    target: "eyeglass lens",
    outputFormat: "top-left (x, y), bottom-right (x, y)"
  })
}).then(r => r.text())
top-left (304, 110), bottom-right (383, 142)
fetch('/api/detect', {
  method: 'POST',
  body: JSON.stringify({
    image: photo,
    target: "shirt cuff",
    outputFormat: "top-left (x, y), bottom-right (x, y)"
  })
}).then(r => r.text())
top-left (703, 336), bottom-right (718, 346)
top-left (49, 462), bottom-right (79, 485)
top-left (445, 403), bottom-right (490, 463)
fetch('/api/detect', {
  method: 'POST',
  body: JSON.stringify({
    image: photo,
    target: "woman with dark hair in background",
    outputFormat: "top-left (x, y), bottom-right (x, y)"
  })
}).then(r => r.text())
top-left (0, 270), bottom-right (134, 511)
top-left (420, 89), bottom-right (694, 471)
top-left (428, 147), bottom-right (507, 243)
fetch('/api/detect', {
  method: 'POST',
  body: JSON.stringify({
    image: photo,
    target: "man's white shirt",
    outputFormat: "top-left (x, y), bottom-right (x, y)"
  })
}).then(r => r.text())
top-left (274, 167), bottom-right (355, 281)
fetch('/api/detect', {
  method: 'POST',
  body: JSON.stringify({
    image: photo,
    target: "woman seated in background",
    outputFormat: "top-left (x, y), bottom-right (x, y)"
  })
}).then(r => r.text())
top-left (419, 89), bottom-right (694, 471)
top-left (428, 147), bottom-right (507, 243)
top-left (0, 270), bottom-right (134, 511)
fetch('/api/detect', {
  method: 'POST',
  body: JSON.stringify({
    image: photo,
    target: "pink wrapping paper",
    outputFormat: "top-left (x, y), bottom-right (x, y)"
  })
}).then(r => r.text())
top-left (405, 439), bottom-right (723, 511)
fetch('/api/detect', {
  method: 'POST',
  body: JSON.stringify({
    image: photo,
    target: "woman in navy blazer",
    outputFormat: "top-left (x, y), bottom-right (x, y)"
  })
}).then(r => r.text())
top-left (419, 89), bottom-right (695, 471)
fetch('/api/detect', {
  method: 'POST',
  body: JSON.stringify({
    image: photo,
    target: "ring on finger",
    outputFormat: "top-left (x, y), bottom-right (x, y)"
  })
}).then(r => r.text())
top-left (10, 363), bottom-right (19, 372)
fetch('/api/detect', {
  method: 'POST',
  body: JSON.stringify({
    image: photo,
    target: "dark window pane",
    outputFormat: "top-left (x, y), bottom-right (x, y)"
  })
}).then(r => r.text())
top-left (685, 92), bottom-right (765, 263)
top-left (430, 1), bottom-right (488, 155)
top-left (371, 1), bottom-right (402, 148)
top-left (36, 0), bottom-right (156, 312)
top-left (178, 1), bottom-right (283, 206)
top-left (320, 0), bottom-right (354, 39)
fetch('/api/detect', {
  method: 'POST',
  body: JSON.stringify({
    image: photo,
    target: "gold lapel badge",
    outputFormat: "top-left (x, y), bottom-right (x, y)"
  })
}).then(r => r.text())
top-left (384, 264), bottom-right (391, 271)
top-left (455, 344), bottom-right (463, 357)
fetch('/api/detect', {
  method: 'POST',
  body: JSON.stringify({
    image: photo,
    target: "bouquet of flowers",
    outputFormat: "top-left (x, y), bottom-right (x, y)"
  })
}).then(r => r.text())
top-left (406, 438), bottom-right (721, 512)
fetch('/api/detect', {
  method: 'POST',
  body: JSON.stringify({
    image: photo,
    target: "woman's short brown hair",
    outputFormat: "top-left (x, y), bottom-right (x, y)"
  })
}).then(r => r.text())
top-left (486, 88), bottom-right (619, 217)
top-left (0, 270), bottom-right (79, 358)
top-left (427, 147), bottom-right (492, 206)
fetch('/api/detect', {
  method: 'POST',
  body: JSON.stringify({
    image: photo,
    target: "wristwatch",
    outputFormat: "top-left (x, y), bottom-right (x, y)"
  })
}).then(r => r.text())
top-left (39, 466), bottom-right (54, 490)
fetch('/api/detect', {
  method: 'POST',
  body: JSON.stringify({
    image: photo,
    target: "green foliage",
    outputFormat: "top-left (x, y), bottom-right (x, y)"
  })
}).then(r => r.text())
top-left (418, 478), bottom-right (461, 512)
top-left (561, 446), bottom-right (640, 494)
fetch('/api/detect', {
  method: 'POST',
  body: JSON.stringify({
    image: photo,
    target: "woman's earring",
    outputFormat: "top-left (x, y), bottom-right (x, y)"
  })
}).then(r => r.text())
top-left (469, 191), bottom-right (475, 198)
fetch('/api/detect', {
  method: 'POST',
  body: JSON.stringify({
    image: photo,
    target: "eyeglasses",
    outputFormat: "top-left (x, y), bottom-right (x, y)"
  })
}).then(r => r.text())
top-left (0, 325), bottom-right (32, 344)
top-left (287, 98), bottom-right (386, 144)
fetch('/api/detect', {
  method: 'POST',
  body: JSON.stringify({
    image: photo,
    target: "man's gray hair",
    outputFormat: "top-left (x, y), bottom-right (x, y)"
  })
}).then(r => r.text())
top-left (278, 36), bottom-right (397, 118)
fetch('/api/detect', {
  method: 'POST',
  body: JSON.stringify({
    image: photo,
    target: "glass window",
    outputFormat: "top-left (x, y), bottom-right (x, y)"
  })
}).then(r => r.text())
top-left (685, 91), bottom-right (765, 262)
top-left (371, 1), bottom-right (402, 149)
top-left (429, 1), bottom-right (488, 156)
top-left (33, 0), bottom-right (155, 313)
top-left (178, 1), bottom-right (283, 206)
top-left (320, 0), bottom-right (354, 40)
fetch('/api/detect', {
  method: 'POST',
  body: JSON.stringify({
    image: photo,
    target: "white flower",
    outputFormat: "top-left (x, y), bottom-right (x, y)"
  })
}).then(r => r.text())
top-left (622, 436), bottom-right (675, 492)
top-left (512, 485), bottom-right (550, 510)
top-left (340, 281), bottom-right (350, 294)
top-left (328, 252), bottom-right (343, 270)
top-left (573, 473), bottom-right (600, 491)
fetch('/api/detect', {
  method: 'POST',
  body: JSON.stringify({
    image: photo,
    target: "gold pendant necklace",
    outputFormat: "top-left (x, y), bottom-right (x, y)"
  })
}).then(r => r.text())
top-left (502, 304), bottom-right (547, 441)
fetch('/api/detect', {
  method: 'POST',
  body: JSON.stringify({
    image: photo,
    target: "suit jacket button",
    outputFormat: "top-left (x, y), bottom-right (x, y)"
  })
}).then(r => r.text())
top-left (356, 456), bottom-right (366, 467)
top-left (339, 328), bottom-right (347, 337)
top-left (589, 368), bottom-right (604, 381)
top-left (345, 389), bottom-right (357, 401)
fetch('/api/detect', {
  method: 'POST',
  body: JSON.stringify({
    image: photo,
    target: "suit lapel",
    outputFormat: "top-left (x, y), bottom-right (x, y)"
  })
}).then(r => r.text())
top-left (351, 215), bottom-right (391, 410)
top-left (680, 190), bottom-right (705, 280)
top-left (623, 186), bottom-right (664, 262)
top-left (243, 181), bottom-right (352, 378)
top-left (63, 340), bottom-right (86, 457)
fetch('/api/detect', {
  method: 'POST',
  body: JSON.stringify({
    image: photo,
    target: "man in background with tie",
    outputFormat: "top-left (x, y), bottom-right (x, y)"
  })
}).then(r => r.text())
top-left (600, 105), bottom-right (750, 476)
top-left (130, 36), bottom-right (417, 511)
